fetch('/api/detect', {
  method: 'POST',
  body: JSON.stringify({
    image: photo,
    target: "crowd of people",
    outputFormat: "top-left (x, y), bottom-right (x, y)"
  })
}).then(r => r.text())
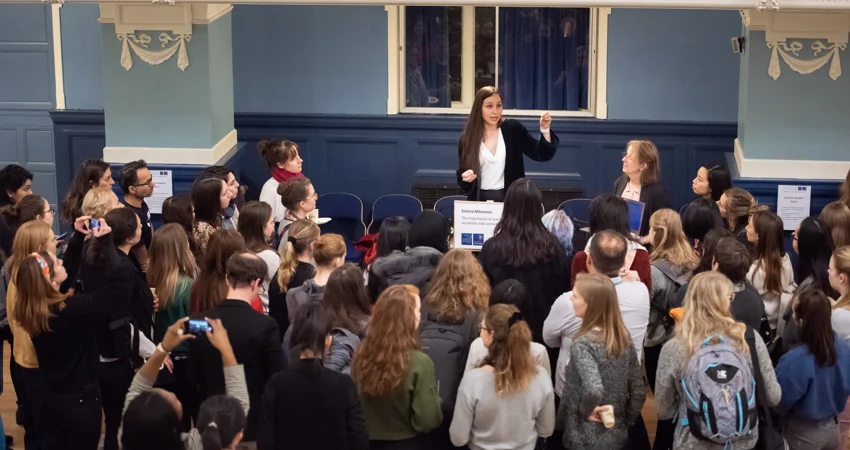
top-left (1, 96), bottom-right (850, 450)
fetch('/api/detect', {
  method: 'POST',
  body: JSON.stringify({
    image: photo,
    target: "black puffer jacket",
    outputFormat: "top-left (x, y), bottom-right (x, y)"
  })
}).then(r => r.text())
top-left (367, 246), bottom-right (443, 300)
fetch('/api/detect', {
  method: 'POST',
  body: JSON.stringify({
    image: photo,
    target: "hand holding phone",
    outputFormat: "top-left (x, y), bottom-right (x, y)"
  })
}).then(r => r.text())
top-left (89, 219), bottom-right (100, 230)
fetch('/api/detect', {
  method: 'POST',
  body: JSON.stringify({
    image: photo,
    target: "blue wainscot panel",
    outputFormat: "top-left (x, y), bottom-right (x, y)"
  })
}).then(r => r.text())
top-left (54, 111), bottom-right (747, 216)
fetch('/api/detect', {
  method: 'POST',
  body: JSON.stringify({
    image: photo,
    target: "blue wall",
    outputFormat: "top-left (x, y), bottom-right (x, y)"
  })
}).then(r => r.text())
top-left (0, 4), bottom-right (58, 209)
top-left (739, 30), bottom-right (850, 161)
top-left (60, 4), bottom-right (102, 110)
top-left (60, 6), bottom-right (742, 122)
top-left (606, 9), bottom-right (741, 122)
top-left (231, 5), bottom-right (388, 115)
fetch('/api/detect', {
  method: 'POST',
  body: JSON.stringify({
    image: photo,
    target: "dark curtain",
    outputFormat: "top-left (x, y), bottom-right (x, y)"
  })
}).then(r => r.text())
top-left (498, 8), bottom-right (590, 111)
top-left (406, 7), bottom-right (452, 107)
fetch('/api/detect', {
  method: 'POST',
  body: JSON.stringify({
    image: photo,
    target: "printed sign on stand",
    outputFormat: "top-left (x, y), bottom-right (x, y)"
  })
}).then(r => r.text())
top-left (147, 170), bottom-right (173, 214)
top-left (453, 201), bottom-right (504, 251)
top-left (776, 185), bottom-right (811, 231)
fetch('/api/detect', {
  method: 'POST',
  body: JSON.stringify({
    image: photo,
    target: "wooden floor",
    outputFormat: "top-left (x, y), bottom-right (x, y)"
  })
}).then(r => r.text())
top-left (0, 342), bottom-right (660, 449)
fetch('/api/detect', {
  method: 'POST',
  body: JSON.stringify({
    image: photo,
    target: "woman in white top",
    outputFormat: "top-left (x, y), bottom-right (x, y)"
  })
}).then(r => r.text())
top-left (450, 304), bottom-right (555, 450)
top-left (457, 86), bottom-right (558, 202)
top-left (746, 209), bottom-right (794, 329)
top-left (237, 201), bottom-right (279, 313)
top-left (829, 245), bottom-right (850, 448)
top-left (465, 279), bottom-right (551, 376)
top-left (258, 139), bottom-right (304, 225)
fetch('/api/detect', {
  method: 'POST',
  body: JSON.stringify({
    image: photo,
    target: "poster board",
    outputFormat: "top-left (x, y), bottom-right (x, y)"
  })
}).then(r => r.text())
top-left (777, 185), bottom-right (811, 231)
top-left (453, 201), bottom-right (504, 251)
top-left (147, 170), bottom-right (173, 214)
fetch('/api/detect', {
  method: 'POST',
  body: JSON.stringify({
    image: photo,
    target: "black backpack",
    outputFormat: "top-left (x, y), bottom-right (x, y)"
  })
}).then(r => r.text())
top-left (419, 309), bottom-right (478, 409)
top-left (77, 243), bottom-right (141, 366)
top-left (648, 260), bottom-right (690, 341)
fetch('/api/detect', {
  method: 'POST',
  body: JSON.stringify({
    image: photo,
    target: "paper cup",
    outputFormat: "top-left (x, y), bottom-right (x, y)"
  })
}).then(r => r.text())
top-left (601, 405), bottom-right (615, 429)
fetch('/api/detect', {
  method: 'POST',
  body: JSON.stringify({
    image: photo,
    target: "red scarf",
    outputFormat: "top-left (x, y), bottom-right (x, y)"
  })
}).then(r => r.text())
top-left (272, 167), bottom-right (303, 183)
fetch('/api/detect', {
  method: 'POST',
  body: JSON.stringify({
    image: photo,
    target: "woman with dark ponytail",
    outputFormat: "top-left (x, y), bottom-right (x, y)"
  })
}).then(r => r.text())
top-left (197, 395), bottom-right (246, 450)
top-left (258, 140), bottom-right (304, 227)
top-left (449, 303), bottom-right (555, 449)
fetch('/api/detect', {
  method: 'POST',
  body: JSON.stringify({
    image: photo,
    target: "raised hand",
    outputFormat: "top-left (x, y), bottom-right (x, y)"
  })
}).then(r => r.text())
top-left (540, 112), bottom-right (552, 131)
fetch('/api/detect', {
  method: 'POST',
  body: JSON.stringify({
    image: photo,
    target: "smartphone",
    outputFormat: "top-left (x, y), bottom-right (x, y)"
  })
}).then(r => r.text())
top-left (184, 319), bottom-right (212, 337)
top-left (57, 231), bottom-right (71, 241)
top-left (89, 219), bottom-right (100, 229)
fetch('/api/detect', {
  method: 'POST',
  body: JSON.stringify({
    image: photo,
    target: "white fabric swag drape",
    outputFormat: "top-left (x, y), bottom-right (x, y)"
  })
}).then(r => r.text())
top-left (767, 40), bottom-right (846, 81)
top-left (117, 33), bottom-right (191, 71)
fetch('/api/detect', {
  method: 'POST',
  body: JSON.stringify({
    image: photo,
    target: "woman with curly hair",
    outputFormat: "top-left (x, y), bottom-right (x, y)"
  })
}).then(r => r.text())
top-left (351, 285), bottom-right (442, 450)
top-left (418, 249), bottom-right (489, 447)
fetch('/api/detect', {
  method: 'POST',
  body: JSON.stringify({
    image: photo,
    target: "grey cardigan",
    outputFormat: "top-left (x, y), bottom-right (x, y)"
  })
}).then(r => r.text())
top-left (557, 333), bottom-right (645, 450)
top-left (655, 336), bottom-right (781, 450)
top-left (121, 364), bottom-right (249, 450)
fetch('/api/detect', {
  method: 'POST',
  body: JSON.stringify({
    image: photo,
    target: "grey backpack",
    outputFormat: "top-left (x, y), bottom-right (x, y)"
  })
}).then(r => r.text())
top-left (681, 335), bottom-right (757, 445)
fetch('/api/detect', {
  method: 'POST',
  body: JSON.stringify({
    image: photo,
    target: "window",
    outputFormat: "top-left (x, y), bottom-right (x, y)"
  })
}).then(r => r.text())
top-left (392, 6), bottom-right (607, 117)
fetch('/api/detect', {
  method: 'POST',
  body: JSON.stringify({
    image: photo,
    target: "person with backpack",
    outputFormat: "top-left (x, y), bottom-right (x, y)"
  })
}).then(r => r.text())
top-left (557, 273), bottom-right (645, 450)
top-left (450, 303), bottom-right (555, 449)
top-left (259, 302), bottom-right (369, 450)
top-left (775, 288), bottom-right (850, 450)
top-left (645, 209), bottom-right (698, 450)
top-left (656, 271), bottom-right (780, 450)
top-left (419, 249), bottom-right (488, 449)
top-left (81, 207), bottom-right (157, 450)
top-left (322, 263), bottom-right (371, 374)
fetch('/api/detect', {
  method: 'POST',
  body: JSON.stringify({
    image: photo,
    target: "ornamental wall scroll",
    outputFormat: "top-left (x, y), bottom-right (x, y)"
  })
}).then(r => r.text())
top-left (117, 32), bottom-right (191, 71)
top-left (767, 40), bottom-right (847, 81)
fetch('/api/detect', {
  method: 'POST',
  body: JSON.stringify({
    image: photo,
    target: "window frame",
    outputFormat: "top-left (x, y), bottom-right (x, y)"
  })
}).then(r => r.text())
top-left (386, 5), bottom-right (610, 118)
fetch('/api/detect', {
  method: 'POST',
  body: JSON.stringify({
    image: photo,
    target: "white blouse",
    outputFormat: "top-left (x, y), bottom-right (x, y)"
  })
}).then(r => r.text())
top-left (479, 129), bottom-right (506, 191)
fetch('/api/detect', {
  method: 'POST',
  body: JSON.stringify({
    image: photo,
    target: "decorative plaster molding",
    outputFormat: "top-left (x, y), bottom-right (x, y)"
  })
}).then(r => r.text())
top-left (118, 32), bottom-right (191, 71)
top-left (734, 138), bottom-right (850, 180)
top-left (99, 3), bottom-right (232, 35)
top-left (103, 129), bottom-right (238, 165)
top-left (767, 40), bottom-right (846, 80)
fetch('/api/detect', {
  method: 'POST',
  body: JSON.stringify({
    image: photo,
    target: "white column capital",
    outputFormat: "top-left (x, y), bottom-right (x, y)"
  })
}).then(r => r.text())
top-left (741, 9), bottom-right (850, 43)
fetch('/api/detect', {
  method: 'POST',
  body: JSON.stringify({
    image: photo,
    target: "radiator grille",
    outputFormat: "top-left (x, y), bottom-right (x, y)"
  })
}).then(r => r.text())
top-left (412, 185), bottom-right (465, 209)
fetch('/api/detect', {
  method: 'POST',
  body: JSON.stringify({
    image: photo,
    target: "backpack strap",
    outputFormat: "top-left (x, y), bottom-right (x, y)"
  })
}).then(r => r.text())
top-left (745, 327), bottom-right (773, 428)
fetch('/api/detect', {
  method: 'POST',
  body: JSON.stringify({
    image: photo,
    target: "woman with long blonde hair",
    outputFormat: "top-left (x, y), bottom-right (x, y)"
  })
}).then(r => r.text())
top-left (645, 209), bottom-right (698, 406)
top-left (655, 271), bottom-right (780, 450)
top-left (557, 273), bottom-right (643, 450)
top-left (268, 219), bottom-right (318, 336)
top-left (352, 285), bottom-right (442, 449)
top-left (450, 303), bottom-right (554, 449)
top-left (4, 220), bottom-right (58, 449)
top-left (146, 223), bottom-right (198, 430)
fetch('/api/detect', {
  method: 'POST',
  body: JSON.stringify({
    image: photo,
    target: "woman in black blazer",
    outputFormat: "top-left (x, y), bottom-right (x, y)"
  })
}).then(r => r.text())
top-left (612, 140), bottom-right (671, 237)
top-left (456, 86), bottom-right (559, 202)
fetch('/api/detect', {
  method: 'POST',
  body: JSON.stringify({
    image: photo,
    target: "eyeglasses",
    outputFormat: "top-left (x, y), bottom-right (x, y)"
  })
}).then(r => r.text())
top-left (479, 324), bottom-right (491, 333)
top-left (44, 208), bottom-right (55, 215)
top-left (792, 233), bottom-right (799, 241)
top-left (133, 178), bottom-right (154, 188)
top-left (622, 151), bottom-right (633, 160)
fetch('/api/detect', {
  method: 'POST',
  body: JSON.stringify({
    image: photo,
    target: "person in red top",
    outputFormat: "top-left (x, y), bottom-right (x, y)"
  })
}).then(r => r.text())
top-left (571, 195), bottom-right (651, 294)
